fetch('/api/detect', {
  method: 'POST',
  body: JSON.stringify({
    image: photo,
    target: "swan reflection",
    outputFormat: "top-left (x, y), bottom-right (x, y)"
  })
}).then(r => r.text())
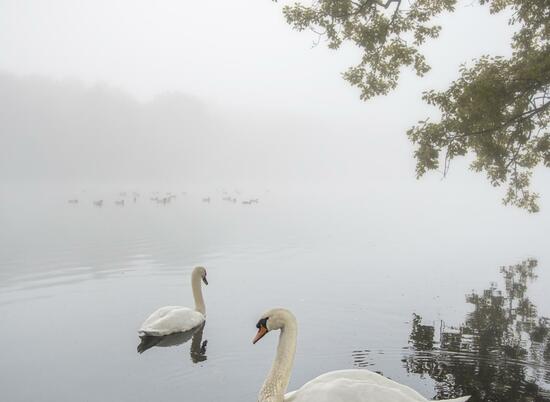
top-left (403, 259), bottom-right (550, 401)
top-left (137, 322), bottom-right (208, 363)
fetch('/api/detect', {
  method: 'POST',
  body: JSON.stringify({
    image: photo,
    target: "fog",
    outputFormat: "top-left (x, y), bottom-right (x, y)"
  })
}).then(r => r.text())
top-left (1, 0), bottom-right (549, 206)
top-left (0, 72), bottom-right (401, 192)
top-left (2, 3), bottom-right (550, 402)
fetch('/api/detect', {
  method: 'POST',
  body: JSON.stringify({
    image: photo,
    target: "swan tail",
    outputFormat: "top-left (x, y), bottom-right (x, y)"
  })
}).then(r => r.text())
top-left (446, 397), bottom-right (471, 402)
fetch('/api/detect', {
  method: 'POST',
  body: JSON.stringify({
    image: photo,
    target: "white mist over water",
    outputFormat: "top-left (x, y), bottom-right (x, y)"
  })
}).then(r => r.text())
top-left (1, 1), bottom-right (550, 401)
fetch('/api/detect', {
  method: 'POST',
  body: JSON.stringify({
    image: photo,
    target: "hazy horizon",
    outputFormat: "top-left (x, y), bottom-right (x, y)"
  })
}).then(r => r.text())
top-left (1, 0), bottom-right (549, 209)
top-left (2, 2), bottom-right (550, 401)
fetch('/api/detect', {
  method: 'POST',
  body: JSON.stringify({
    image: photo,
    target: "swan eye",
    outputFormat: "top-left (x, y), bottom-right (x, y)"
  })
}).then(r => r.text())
top-left (256, 317), bottom-right (269, 329)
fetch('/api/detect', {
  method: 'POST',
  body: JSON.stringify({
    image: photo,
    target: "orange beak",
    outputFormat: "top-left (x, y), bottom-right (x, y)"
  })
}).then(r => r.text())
top-left (252, 326), bottom-right (268, 344)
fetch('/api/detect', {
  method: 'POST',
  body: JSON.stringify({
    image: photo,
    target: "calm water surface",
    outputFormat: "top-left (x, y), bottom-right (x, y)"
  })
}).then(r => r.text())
top-left (1, 188), bottom-right (549, 402)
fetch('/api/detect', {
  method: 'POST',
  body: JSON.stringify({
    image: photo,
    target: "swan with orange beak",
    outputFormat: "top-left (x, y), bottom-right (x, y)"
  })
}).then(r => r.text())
top-left (252, 308), bottom-right (470, 402)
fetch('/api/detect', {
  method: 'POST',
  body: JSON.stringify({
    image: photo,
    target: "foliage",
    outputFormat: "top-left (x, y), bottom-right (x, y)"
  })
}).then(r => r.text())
top-left (275, 0), bottom-right (550, 211)
top-left (404, 259), bottom-right (550, 401)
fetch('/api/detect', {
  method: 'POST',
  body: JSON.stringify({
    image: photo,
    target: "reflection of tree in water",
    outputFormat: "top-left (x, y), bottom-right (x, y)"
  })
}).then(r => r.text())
top-left (352, 349), bottom-right (374, 368)
top-left (403, 259), bottom-right (550, 401)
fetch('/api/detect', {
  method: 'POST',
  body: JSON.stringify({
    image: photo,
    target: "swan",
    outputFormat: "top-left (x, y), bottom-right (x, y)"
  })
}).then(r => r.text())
top-left (252, 308), bottom-right (470, 402)
top-left (138, 266), bottom-right (208, 337)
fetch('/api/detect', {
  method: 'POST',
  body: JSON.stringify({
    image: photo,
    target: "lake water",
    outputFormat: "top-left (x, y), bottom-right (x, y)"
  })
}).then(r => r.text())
top-left (1, 186), bottom-right (549, 402)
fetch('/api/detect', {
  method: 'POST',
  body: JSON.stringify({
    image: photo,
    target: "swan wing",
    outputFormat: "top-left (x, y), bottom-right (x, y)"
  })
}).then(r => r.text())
top-left (138, 306), bottom-right (204, 336)
top-left (284, 370), bottom-right (470, 402)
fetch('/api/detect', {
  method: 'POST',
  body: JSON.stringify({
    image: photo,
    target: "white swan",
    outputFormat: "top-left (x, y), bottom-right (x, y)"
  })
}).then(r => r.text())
top-left (252, 308), bottom-right (470, 402)
top-left (138, 266), bottom-right (208, 336)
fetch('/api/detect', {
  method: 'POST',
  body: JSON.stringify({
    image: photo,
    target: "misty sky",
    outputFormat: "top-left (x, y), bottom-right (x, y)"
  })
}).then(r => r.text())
top-left (1, 0), bottom-right (549, 209)
top-left (0, 0), bottom-right (514, 112)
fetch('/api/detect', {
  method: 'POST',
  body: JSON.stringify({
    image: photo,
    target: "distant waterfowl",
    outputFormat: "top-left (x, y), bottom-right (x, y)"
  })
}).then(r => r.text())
top-left (138, 266), bottom-right (208, 337)
top-left (222, 196), bottom-right (238, 203)
top-left (164, 193), bottom-right (176, 201)
top-left (253, 308), bottom-right (470, 402)
top-left (151, 195), bottom-right (173, 205)
top-left (68, 199), bottom-right (78, 204)
top-left (93, 200), bottom-right (103, 207)
top-left (202, 197), bottom-right (211, 203)
top-left (115, 200), bottom-right (125, 206)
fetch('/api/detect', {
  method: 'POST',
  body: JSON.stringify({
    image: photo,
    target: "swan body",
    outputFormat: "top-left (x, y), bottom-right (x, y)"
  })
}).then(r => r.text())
top-left (139, 306), bottom-right (203, 336)
top-left (253, 308), bottom-right (470, 402)
top-left (284, 370), bottom-right (470, 402)
top-left (138, 266), bottom-right (207, 336)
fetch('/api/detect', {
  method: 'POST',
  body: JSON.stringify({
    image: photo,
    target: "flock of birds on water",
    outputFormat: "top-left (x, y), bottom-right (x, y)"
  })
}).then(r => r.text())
top-left (136, 266), bottom-right (471, 402)
top-left (66, 191), bottom-right (261, 207)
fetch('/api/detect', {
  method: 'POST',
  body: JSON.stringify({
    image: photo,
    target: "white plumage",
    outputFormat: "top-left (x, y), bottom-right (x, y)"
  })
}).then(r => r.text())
top-left (138, 266), bottom-right (208, 337)
top-left (138, 306), bottom-right (204, 336)
top-left (253, 308), bottom-right (470, 402)
top-left (284, 370), bottom-right (470, 402)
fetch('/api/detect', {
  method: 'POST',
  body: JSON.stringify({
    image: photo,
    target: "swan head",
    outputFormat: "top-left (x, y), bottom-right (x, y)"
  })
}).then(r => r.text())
top-left (253, 308), bottom-right (295, 344)
top-left (193, 266), bottom-right (208, 285)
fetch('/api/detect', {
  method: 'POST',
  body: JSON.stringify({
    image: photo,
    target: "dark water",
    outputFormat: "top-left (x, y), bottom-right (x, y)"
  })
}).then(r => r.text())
top-left (1, 187), bottom-right (549, 402)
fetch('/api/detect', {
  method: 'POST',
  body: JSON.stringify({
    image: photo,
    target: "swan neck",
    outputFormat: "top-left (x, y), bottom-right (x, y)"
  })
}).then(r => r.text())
top-left (259, 320), bottom-right (297, 402)
top-left (191, 272), bottom-right (205, 315)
